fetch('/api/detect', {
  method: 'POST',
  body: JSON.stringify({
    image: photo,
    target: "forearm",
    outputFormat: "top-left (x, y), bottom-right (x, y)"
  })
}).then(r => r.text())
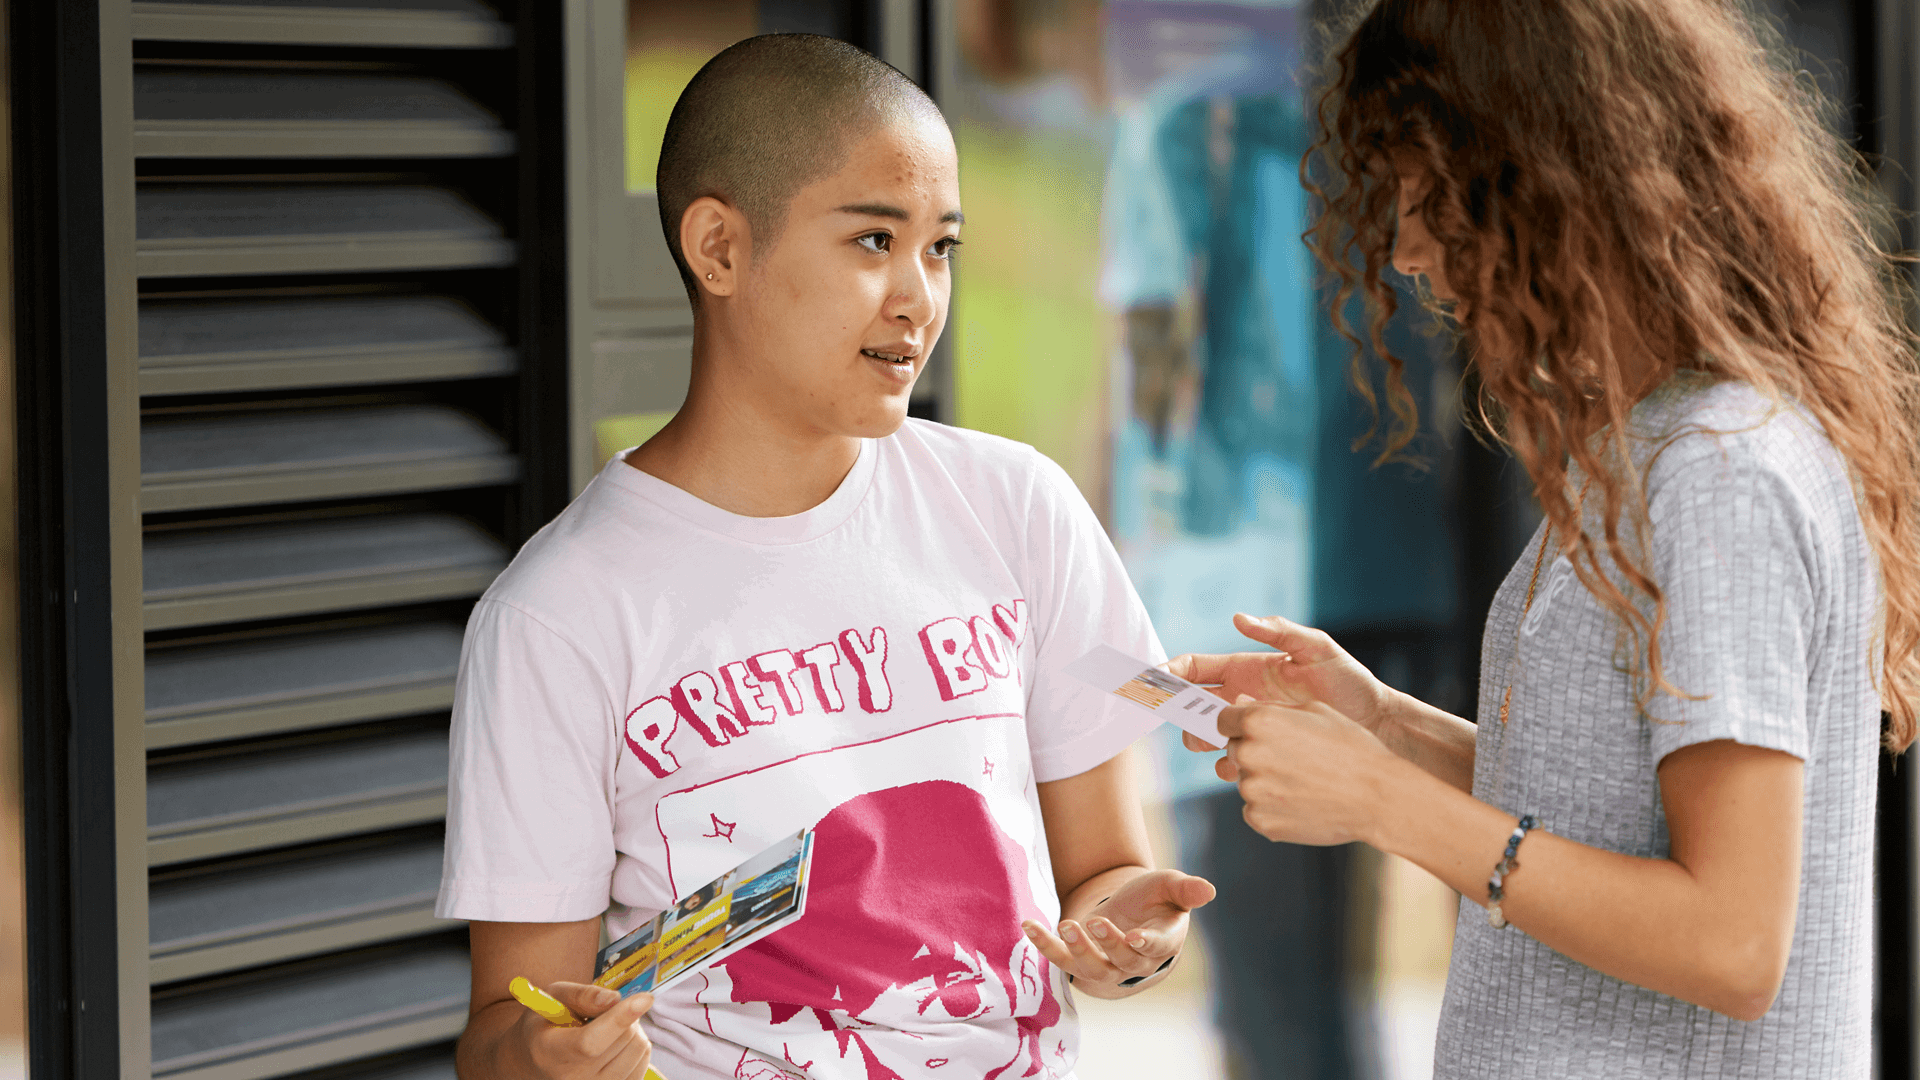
top-left (1376, 689), bottom-right (1477, 792)
top-left (1363, 758), bottom-right (1784, 1020)
top-left (456, 1001), bottom-right (536, 1080)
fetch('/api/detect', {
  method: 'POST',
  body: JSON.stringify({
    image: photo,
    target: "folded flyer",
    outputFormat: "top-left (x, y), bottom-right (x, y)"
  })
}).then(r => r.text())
top-left (1066, 645), bottom-right (1227, 747)
top-left (594, 828), bottom-right (815, 997)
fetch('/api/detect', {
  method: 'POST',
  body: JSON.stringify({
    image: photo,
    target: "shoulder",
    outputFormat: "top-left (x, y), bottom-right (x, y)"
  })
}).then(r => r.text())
top-left (1633, 377), bottom-right (1846, 506)
top-left (478, 467), bottom-right (685, 623)
top-left (885, 419), bottom-right (1075, 506)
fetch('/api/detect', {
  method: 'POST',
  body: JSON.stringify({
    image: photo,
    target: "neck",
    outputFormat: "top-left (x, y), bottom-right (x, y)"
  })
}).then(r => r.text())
top-left (623, 331), bottom-right (863, 518)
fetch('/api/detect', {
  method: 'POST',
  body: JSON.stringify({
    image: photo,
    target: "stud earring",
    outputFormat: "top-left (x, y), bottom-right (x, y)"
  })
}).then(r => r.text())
top-left (706, 273), bottom-right (715, 280)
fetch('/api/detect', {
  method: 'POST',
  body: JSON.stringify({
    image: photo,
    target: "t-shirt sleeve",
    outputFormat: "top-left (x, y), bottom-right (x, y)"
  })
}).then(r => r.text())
top-left (437, 598), bottom-right (621, 922)
top-left (1019, 449), bottom-right (1165, 782)
top-left (1645, 444), bottom-right (1815, 764)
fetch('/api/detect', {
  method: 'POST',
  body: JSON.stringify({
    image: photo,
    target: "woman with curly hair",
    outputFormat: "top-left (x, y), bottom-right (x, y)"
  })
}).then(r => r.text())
top-left (1169, 0), bottom-right (1920, 1075)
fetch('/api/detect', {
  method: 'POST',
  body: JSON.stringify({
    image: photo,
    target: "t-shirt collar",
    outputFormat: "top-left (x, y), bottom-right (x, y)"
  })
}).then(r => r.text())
top-left (599, 437), bottom-right (877, 546)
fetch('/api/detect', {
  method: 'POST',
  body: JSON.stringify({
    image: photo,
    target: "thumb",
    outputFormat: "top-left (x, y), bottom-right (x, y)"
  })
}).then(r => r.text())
top-left (1233, 613), bottom-right (1316, 658)
top-left (1232, 612), bottom-right (1298, 648)
top-left (1174, 874), bottom-right (1217, 911)
top-left (546, 981), bottom-right (621, 1020)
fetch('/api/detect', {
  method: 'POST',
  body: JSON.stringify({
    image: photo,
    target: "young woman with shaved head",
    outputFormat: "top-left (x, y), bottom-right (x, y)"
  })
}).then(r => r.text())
top-left (437, 35), bottom-right (1213, 1080)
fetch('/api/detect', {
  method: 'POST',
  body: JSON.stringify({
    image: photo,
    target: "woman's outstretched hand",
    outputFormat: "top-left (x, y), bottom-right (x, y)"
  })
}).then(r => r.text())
top-left (1166, 614), bottom-right (1397, 750)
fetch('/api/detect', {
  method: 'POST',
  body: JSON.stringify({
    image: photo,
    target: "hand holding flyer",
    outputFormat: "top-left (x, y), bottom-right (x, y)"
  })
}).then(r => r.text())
top-left (1066, 645), bottom-right (1227, 748)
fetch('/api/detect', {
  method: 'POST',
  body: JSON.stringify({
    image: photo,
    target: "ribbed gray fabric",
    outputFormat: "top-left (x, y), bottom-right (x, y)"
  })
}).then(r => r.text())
top-left (1435, 374), bottom-right (1878, 1078)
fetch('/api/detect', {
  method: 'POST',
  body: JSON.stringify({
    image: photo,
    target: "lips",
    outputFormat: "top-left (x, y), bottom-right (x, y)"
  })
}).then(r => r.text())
top-left (861, 348), bottom-right (917, 365)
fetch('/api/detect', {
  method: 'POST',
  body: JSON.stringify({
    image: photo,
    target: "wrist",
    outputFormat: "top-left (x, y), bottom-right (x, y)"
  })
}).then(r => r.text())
top-left (1354, 749), bottom-right (1422, 852)
top-left (1070, 952), bottom-right (1178, 999)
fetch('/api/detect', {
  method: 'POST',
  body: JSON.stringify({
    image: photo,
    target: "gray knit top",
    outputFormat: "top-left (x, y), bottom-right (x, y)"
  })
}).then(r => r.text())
top-left (1433, 374), bottom-right (1880, 1078)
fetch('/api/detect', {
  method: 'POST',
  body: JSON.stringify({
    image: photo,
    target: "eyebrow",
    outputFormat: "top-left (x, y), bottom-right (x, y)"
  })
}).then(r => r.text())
top-left (833, 203), bottom-right (965, 225)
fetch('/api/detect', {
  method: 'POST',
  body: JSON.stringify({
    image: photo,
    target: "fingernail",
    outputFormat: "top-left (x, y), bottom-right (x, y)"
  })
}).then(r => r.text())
top-left (1128, 935), bottom-right (1146, 948)
top-left (1090, 922), bottom-right (1109, 939)
top-left (1235, 693), bottom-right (1255, 704)
top-left (1022, 923), bottom-right (1039, 938)
top-left (1061, 925), bottom-right (1080, 943)
top-left (595, 988), bottom-right (619, 1006)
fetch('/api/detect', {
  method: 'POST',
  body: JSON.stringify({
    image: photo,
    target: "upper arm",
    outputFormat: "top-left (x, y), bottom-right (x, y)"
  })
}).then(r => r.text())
top-left (1658, 739), bottom-right (1804, 996)
top-left (1019, 453), bottom-right (1161, 781)
top-left (466, 918), bottom-right (604, 1018)
top-left (1035, 747), bottom-right (1155, 901)
top-left (440, 602), bottom-right (620, 924)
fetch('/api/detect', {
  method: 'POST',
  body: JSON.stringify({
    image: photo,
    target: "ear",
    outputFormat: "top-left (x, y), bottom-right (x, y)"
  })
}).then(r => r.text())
top-left (680, 196), bottom-right (753, 299)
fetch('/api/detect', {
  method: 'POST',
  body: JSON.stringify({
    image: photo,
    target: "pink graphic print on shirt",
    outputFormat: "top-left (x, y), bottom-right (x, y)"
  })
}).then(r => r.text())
top-left (713, 780), bottom-right (1065, 1080)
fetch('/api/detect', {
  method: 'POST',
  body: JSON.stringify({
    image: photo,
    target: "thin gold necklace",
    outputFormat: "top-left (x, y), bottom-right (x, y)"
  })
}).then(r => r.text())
top-left (1499, 480), bottom-right (1589, 726)
top-left (1499, 528), bottom-right (1555, 726)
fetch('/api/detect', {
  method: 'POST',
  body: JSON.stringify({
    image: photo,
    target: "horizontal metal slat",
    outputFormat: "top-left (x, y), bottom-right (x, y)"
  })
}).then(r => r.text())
top-left (137, 184), bottom-right (515, 278)
top-left (140, 294), bottom-right (515, 396)
top-left (142, 511), bottom-right (505, 630)
top-left (151, 836), bottom-right (450, 982)
top-left (147, 619), bottom-right (462, 749)
top-left (133, 1), bottom-right (513, 49)
top-left (151, 943), bottom-right (469, 1080)
top-left (142, 404), bottom-right (517, 512)
top-left (277, 1047), bottom-right (454, 1080)
top-left (135, 71), bottom-right (513, 159)
top-left (148, 727), bottom-right (449, 865)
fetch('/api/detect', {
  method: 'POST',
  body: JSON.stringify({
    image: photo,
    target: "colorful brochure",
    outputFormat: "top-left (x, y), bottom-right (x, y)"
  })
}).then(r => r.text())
top-left (594, 828), bottom-right (815, 997)
top-left (1066, 645), bottom-right (1227, 747)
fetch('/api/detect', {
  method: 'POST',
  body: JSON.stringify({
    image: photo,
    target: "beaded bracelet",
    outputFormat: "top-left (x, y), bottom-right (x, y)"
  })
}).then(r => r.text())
top-left (1486, 814), bottom-right (1539, 930)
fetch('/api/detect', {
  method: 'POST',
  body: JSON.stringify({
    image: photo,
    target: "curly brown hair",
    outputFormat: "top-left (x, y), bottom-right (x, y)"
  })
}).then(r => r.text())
top-left (1304, 0), bottom-right (1920, 748)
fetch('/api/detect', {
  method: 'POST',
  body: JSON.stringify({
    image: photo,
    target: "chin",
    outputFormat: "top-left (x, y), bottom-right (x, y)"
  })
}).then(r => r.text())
top-left (844, 399), bottom-right (913, 439)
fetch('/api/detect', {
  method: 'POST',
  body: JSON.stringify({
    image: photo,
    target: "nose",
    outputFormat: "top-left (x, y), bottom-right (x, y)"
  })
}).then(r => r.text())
top-left (888, 256), bottom-right (940, 331)
top-left (1391, 214), bottom-right (1427, 280)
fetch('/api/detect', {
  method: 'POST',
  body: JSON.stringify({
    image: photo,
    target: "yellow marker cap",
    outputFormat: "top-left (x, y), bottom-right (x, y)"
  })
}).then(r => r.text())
top-left (508, 976), bottom-right (583, 1027)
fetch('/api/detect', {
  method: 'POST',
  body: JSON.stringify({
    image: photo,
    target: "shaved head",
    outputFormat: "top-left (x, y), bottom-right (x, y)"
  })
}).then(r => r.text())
top-left (657, 34), bottom-right (945, 299)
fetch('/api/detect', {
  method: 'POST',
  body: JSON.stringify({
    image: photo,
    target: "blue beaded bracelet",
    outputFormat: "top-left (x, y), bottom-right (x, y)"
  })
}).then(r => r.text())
top-left (1486, 814), bottom-right (1539, 929)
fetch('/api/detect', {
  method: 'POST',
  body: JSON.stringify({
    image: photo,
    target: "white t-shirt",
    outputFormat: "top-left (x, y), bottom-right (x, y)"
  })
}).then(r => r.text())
top-left (437, 419), bottom-right (1163, 1080)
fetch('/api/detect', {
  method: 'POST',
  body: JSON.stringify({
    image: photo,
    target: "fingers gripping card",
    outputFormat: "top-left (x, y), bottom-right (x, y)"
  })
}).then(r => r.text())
top-left (1065, 645), bottom-right (1226, 747)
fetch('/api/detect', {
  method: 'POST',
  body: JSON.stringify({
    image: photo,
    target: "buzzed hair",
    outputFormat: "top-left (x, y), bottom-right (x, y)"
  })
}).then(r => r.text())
top-left (656, 34), bottom-right (943, 300)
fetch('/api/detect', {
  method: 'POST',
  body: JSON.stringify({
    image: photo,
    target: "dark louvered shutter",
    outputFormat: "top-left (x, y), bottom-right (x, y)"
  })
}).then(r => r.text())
top-left (130, 3), bottom-right (558, 1078)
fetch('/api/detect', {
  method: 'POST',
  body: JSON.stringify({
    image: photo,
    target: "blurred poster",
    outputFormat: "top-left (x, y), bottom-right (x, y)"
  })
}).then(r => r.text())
top-left (1104, 1), bottom-right (1313, 652)
top-left (1101, 2), bottom-right (1315, 798)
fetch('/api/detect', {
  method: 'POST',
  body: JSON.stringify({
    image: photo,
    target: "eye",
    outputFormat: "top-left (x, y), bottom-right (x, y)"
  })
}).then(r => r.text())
top-left (928, 237), bottom-right (962, 260)
top-left (855, 232), bottom-right (892, 255)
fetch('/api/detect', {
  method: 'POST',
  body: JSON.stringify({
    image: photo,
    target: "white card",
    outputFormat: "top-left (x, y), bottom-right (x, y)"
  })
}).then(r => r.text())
top-left (1065, 645), bottom-right (1226, 748)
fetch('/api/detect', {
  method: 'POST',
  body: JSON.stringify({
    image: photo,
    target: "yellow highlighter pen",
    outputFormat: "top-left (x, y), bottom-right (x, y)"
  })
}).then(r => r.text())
top-left (508, 977), bottom-right (670, 1080)
top-left (508, 976), bottom-right (582, 1026)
